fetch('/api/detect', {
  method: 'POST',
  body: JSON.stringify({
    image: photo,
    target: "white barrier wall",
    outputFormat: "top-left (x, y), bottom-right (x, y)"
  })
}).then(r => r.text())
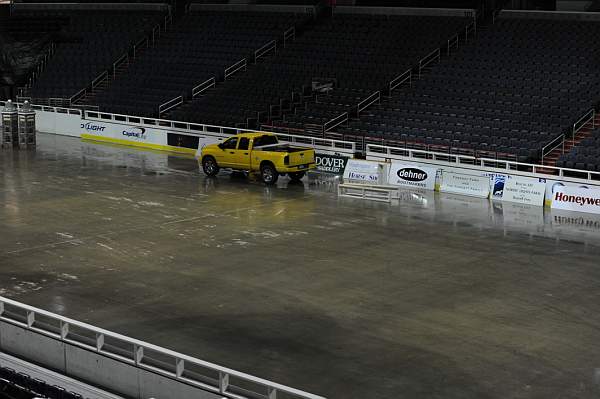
top-left (0, 296), bottom-right (326, 399)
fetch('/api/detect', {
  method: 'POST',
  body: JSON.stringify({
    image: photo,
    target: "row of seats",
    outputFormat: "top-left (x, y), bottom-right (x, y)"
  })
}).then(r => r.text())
top-left (0, 367), bottom-right (82, 399)
top-left (24, 10), bottom-right (164, 98)
top-left (299, 17), bottom-right (600, 162)
top-left (92, 11), bottom-right (308, 117)
top-left (171, 14), bottom-right (470, 128)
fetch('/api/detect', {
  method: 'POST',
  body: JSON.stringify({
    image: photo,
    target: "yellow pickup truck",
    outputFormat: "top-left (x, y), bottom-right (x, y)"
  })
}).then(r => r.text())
top-left (200, 132), bottom-right (316, 185)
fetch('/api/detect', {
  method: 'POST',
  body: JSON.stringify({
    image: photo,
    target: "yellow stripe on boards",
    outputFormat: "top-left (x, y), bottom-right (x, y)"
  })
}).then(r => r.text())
top-left (81, 134), bottom-right (197, 155)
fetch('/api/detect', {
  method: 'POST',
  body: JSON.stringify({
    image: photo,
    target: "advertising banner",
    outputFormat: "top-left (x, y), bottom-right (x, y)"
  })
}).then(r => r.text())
top-left (387, 163), bottom-right (438, 191)
top-left (440, 172), bottom-right (490, 198)
top-left (343, 159), bottom-right (384, 184)
top-left (551, 186), bottom-right (600, 214)
top-left (315, 153), bottom-right (349, 175)
top-left (501, 176), bottom-right (546, 206)
top-left (543, 180), bottom-right (600, 207)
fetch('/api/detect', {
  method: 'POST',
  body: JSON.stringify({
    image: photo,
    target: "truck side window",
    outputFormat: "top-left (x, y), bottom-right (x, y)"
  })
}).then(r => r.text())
top-left (222, 137), bottom-right (238, 150)
top-left (254, 135), bottom-right (277, 147)
top-left (238, 137), bottom-right (250, 150)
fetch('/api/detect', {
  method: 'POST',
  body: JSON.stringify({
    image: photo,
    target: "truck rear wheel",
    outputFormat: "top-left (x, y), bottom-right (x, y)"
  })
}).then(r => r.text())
top-left (288, 171), bottom-right (306, 181)
top-left (202, 156), bottom-right (219, 176)
top-left (260, 163), bottom-right (279, 185)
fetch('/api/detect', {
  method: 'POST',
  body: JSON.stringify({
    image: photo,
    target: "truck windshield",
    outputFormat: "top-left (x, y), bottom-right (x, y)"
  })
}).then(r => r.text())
top-left (253, 135), bottom-right (278, 147)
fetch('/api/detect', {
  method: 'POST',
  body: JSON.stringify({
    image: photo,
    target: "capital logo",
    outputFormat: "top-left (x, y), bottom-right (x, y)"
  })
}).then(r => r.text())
top-left (122, 127), bottom-right (146, 139)
top-left (397, 168), bottom-right (427, 182)
top-left (81, 122), bottom-right (106, 132)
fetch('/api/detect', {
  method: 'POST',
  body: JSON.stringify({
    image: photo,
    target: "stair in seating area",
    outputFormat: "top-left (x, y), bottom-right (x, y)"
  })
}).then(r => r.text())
top-left (540, 115), bottom-right (598, 173)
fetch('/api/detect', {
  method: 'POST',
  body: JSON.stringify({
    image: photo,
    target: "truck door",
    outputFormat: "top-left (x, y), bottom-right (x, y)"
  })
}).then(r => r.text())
top-left (217, 136), bottom-right (238, 168)
top-left (232, 136), bottom-right (252, 169)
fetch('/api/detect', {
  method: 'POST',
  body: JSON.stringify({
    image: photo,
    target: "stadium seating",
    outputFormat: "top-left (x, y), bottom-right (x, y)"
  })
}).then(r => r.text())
top-left (0, 367), bottom-right (82, 399)
top-left (25, 10), bottom-right (163, 100)
top-left (170, 14), bottom-right (470, 128)
top-left (557, 128), bottom-right (600, 171)
top-left (328, 17), bottom-right (600, 162)
top-left (92, 11), bottom-right (307, 117)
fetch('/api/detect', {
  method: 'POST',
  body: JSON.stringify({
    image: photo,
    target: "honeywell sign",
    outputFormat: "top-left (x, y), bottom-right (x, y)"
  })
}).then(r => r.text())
top-left (551, 186), bottom-right (600, 214)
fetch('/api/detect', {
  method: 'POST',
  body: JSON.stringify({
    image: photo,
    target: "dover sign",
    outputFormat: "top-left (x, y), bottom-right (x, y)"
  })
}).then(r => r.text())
top-left (315, 153), bottom-right (348, 175)
top-left (441, 172), bottom-right (490, 198)
top-left (388, 163), bottom-right (438, 190)
top-left (501, 176), bottom-right (545, 206)
top-left (551, 186), bottom-right (600, 214)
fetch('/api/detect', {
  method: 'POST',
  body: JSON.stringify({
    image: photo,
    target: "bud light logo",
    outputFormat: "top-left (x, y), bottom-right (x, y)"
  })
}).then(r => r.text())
top-left (122, 127), bottom-right (146, 139)
top-left (81, 122), bottom-right (106, 132)
top-left (397, 168), bottom-right (427, 182)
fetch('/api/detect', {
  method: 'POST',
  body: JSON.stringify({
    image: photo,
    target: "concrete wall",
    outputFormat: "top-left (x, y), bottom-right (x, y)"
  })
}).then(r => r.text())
top-left (0, 321), bottom-right (224, 399)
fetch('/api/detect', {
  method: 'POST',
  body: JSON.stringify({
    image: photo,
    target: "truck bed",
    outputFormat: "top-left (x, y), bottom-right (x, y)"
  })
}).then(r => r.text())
top-left (254, 144), bottom-right (307, 153)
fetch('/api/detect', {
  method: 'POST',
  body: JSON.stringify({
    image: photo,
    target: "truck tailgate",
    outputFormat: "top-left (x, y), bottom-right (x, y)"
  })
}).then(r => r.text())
top-left (288, 149), bottom-right (314, 166)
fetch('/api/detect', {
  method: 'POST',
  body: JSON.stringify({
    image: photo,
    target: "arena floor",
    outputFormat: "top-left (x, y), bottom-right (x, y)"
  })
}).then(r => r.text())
top-left (1, 133), bottom-right (600, 399)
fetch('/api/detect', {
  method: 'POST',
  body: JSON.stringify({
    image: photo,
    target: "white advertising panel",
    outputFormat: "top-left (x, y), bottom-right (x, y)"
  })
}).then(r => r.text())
top-left (440, 172), bottom-right (490, 198)
top-left (343, 159), bottom-right (384, 184)
top-left (551, 186), bottom-right (600, 214)
top-left (501, 176), bottom-right (545, 206)
top-left (80, 120), bottom-right (168, 147)
top-left (387, 163), bottom-right (438, 191)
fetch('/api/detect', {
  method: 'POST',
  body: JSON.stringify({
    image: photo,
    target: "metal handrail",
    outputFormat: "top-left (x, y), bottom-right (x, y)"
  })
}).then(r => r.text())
top-left (112, 53), bottom-right (128, 78)
top-left (133, 37), bottom-right (148, 59)
top-left (447, 34), bottom-right (459, 55)
top-left (324, 112), bottom-right (348, 132)
top-left (91, 71), bottom-right (108, 91)
top-left (541, 133), bottom-right (565, 165)
top-left (465, 21), bottom-right (476, 42)
top-left (69, 88), bottom-right (86, 104)
top-left (158, 95), bottom-right (183, 115)
top-left (357, 91), bottom-right (380, 116)
top-left (418, 48), bottom-right (441, 78)
top-left (254, 40), bottom-right (276, 62)
top-left (284, 26), bottom-right (296, 48)
top-left (366, 144), bottom-right (600, 180)
top-left (0, 296), bottom-right (326, 399)
top-left (540, 108), bottom-right (595, 164)
top-left (389, 69), bottom-right (412, 94)
top-left (192, 77), bottom-right (216, 97)
top-left (224, 58), bottom-right (247, 80)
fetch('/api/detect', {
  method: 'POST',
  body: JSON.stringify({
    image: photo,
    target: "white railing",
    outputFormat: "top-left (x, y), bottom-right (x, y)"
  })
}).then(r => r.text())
top-left (357, 91), bottom-right (380, 116)
top-left (275, 131), bottom-right (356, 153)
top-left (389, 69), bottom-right (412, 95)
top-left (0, 296), bottom-right (326, 399)
top-left (158, 95), bottom-right (183, 115)
top-left (366, 144), bottom-right (600, 182)
top-left (80, 109), bottom-right (356, 155)
top-left (192, 77), bottom-right (216, 98)
top-left (225, 59), bottom-right (247, 80)
top-left (283, 26), bottom-right (296, 48)
top-left (255, 40), bottom-right (276, 62)
top-left (418, 48), bottom-right (440, 78)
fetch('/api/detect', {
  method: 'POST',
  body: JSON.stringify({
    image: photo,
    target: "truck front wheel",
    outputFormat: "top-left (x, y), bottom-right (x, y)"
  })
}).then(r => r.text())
top-left (202, 156), bottom-right (219, 176)
top-left (288, 171), bottom-right (306, 181)
top-left (260, 163), bottom-right (279, 185)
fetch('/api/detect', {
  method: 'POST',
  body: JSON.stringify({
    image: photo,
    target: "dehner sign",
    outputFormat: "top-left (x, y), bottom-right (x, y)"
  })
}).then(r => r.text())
top-left (388, 163), bottom-right (438, 191)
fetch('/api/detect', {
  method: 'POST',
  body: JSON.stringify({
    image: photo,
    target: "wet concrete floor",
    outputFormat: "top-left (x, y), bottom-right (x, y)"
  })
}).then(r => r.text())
top-left (1, 133), bottom-right (600, 399)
